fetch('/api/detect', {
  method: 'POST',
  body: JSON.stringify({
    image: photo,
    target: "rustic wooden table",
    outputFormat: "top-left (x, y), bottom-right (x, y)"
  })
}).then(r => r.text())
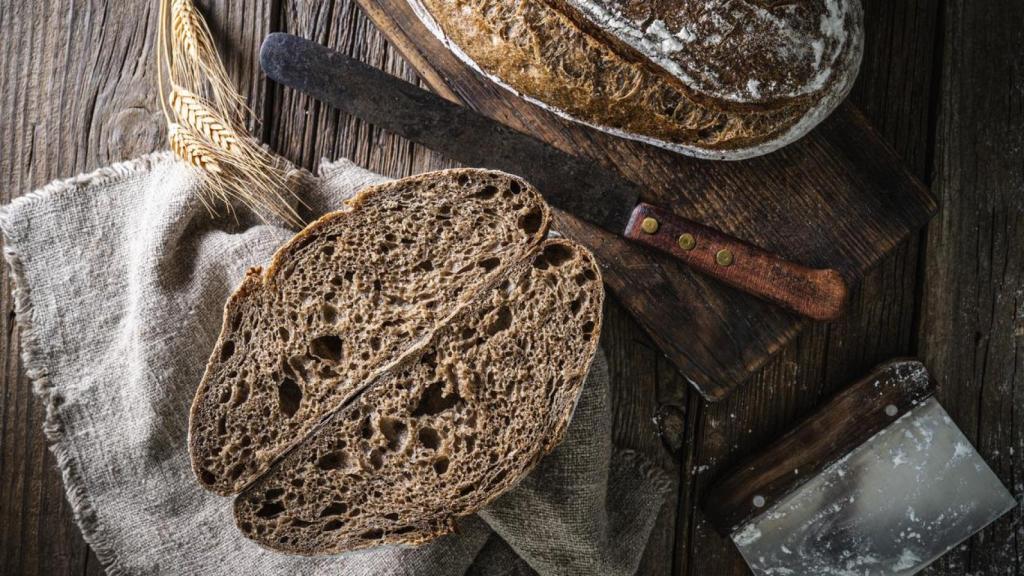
top-left (1, 1), bottom-right (1020, 575)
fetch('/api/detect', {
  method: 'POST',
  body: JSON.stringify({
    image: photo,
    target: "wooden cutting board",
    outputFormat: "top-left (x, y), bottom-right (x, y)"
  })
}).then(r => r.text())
top-left (352, 0), bottom-right (938, 401)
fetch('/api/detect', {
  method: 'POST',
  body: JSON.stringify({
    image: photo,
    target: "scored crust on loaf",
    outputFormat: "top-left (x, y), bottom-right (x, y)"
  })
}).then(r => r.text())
top-left (233, 240), bottom-right (604, 554)
top-left (408, 0), bottom-right (863, 159)
top-left (189, 169), bottom-right (551, 496)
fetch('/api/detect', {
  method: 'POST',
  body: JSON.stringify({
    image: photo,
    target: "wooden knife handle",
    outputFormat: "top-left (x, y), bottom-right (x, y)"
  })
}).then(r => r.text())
top-left (624, 203), bottom-right (849, 321)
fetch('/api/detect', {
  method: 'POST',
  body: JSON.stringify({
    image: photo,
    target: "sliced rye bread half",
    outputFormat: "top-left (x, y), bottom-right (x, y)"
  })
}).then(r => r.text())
top-left (189, 169), bottom-right (551, 496)
top-left (233, 238), bottom-right (604, 554)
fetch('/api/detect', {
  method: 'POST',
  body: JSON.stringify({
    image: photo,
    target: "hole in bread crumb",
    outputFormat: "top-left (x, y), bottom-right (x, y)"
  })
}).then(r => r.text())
top-left (418, 427), bottom-right (441, 450)
top-left (370, 337), bottom-right (382, 351)
top-left (322, 245), bottom-right (335, 257)
top-left (472, 185), bottom-right (499, 200)
top-left (239, 521), bottom-right (252, 533)
top-left (265, 488), bottom-right (285, 500)
top-left (510, 180), bottom-right (522, 194)
top-left (477, 257), bottom-right (501, 272)
top-left (278, 377), bottom-right (302, 418)
top-left (384, 512), bottom-right (400, 522)
top-left (232, 381), bottom-right (250, 407)
top-left (412, 381), bottom-right (462, 417)
top-left (486, 469), bottom-right (509, 491)
top-left (290, 519), bottom-right (313, 528)
top-left (200, 469), bottom-right (216, 485)
top-left (457, 174), bottom-right (469, 186)
top-left (361, 528), bottom-right (385, 540)
top-left (323, 520), bottom-right (345, 532)
top-left (570, 298), bottom-right (583, 315)
top-left (582, 320), bottom-right (596, 340)
top-left (255, 501), bottom-right (285, 518)
top-left (278, 327), bottom-right (290, 341)
top-left (368, 449), bottom-right (384, 470)
top-left (217, 416), bottom-right (227, 436)
top-left (320, 501), bottom-right (349, 517)
top-left (379, 417), bottom-right (408, 451)
top-left (518, 209), bottom-right (543, 235)
top-left (485, 307), bottom-right (513, 336)
top-left (541, 243), bottom-right (573, 267)
top-left (309, 335), bottom-right (343, 362)
top-left (220, 341), bottom-right (236, 362)
top-left (229, 463), bottom-right (246, 480)
top-left (316, 451), bottom-right (346, 471)
top-left (321, 304), bottom-right (338, 325)
top-left (361, 416), bottom-right (374, 439)
top-left (415, 259), bottom-right (434, 272)
top-left (433, 457), bottom-right (449, 475)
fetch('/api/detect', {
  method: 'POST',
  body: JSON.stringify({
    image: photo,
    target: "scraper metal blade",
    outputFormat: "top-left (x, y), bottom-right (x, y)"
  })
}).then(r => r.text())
top-left (704, 360), bottom-right (1016, 576)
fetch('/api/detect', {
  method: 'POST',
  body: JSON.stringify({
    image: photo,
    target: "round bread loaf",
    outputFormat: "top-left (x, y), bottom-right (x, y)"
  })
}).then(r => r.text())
top-left (407, 0), bottom-right (864, 159)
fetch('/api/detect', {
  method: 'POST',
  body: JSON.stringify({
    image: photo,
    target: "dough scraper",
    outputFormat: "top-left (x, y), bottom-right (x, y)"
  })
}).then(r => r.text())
top-left (704, 359), bottom-right (1016, 575)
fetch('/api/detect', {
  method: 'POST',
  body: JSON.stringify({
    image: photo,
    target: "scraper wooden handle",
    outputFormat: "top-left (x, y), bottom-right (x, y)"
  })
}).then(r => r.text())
top-left (625, 203), bottom-right (849, 321)
top-left (702, 359), bottom-right (934, 536)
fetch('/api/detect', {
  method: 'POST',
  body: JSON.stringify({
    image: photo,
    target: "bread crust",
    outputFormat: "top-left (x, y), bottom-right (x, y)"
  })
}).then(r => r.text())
top-left (408, 0), bottom-right (863, 159)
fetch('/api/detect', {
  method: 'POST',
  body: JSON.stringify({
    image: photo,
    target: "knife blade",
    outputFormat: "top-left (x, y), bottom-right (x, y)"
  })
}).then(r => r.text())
top-left (260, 33), bottom-right (849, 321)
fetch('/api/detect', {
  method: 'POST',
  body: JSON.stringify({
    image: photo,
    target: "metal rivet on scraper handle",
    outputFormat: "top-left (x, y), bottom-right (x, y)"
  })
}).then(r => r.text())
top-left (752, 495), bottom-right (766, 508)
top-left (678, 233), bottom-right (696, 251)
top-left (716, 249), bottom-right (735, 267)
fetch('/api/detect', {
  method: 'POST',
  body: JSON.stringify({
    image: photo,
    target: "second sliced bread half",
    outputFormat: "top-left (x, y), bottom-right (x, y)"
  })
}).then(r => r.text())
top-left (189, 169), bottom-right (551, 495)
top-left (233, 239), bottom-right (604, 554)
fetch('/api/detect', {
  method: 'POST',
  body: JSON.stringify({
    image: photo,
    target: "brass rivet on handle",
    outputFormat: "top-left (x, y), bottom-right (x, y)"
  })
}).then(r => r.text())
top-left (677, 233), bottom-right (696, 251)
top-left (716, 249), bottom-right (735, 267)
top-left (641, 217), bottom-right (660, 234)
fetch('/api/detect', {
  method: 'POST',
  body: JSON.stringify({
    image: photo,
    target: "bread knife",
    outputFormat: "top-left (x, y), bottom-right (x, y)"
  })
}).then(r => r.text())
top-left (260, 33), bottom-right (849, 321)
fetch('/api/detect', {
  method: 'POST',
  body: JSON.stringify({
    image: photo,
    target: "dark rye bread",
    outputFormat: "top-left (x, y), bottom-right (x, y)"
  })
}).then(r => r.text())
top-left (234, 239), bottom-right (604, 554)
top-left (407, 0), bottom-right (863, 159)
top-left (189, 169), bottom-right (551, 496)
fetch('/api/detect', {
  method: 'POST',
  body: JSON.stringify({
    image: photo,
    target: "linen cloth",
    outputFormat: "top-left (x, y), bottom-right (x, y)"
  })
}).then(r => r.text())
top-left (0, 153), bottom-right (671, 576)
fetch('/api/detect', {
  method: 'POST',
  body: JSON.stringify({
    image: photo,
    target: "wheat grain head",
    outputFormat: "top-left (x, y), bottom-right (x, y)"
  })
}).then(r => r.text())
top-left (168, 123), bottom-right (223, 174)
top-left (170, 86), bottom-right (241, 154)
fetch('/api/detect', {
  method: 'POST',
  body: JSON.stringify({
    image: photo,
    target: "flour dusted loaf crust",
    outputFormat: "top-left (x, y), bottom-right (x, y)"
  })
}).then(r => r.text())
top-left (408, 0), bottom-right (864, 159)
top-left (188, 169), bottom-right (605, 554)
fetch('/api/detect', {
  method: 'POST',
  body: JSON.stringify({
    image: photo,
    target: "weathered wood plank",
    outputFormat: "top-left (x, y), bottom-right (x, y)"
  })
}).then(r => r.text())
top-left (677, 0), bottom-right (943, 573)
top-left (919, 0), bottom-right (1024, 572)
top-left (0, 1), bottom-right (273, 575)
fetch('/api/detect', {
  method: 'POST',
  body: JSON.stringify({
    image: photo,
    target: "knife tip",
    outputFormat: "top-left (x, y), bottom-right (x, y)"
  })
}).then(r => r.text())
top-left (259, 32), bottom-right (294, 73)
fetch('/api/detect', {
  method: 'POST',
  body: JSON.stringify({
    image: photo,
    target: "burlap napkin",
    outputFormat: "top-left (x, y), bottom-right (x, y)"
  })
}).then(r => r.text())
top-left (0, 153), bottom-right (671, 576)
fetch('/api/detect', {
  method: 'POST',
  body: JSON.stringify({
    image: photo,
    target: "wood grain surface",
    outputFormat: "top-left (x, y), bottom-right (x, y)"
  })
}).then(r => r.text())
top-left (0, 1), bottom-right (1019, 576)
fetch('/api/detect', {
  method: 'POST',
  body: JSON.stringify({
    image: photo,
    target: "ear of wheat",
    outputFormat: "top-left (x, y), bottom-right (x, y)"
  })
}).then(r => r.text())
top-left (168, 123), bottom-right (223, 173)
top-left (158, 0), bottom-right (303, 227)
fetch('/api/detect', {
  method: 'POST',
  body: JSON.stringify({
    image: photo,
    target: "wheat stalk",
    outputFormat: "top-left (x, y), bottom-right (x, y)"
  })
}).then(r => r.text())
top-left (157, 0), bottom-right (303, 227)
top-left (168, 123), bottom-right (223, 174)
top-left (170, 87), bottom-right (240, 154)
top-left (171, 0), bottom-right (202, 60)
